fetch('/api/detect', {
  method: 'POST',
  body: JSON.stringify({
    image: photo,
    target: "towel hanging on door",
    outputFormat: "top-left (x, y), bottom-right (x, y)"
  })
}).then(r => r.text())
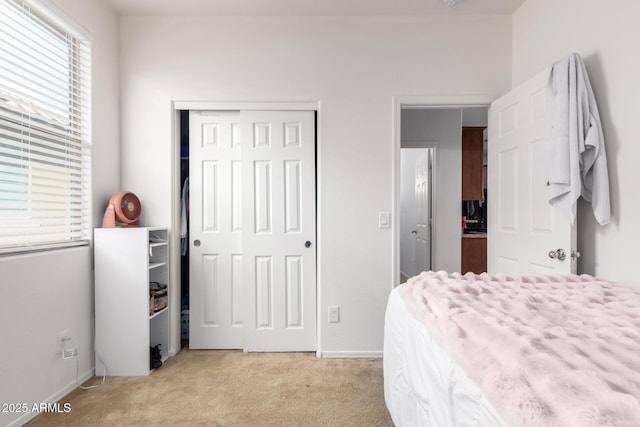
top-left (545, 52), bottom-right (610, 226)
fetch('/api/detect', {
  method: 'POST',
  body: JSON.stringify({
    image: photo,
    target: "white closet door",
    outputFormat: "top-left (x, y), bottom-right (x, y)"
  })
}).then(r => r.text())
top-left (241, 110), bottom-right (316, 351)
top-left (189, 109), bottom-right (317, 351)
top-left (189, 111), bottom-right (244, 349)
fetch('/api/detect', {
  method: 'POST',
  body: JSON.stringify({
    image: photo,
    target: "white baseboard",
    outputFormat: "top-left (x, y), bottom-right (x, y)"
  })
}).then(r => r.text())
top-left (320, 350), bottom-right (383, 358)
top-left (7, 368), bottom-right (95, 427)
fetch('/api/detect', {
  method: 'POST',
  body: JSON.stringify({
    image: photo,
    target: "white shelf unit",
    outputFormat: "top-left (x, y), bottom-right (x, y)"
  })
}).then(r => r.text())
top-left (94, 227), bottom-right (170, 376)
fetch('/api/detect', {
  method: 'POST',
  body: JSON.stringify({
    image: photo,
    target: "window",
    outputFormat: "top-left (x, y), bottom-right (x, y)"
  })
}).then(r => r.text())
top-left (0, 0), bottom-right (91, 254)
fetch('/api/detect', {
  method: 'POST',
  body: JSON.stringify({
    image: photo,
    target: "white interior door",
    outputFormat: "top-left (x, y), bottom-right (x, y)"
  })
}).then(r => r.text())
top-left (414, 149), bottom-right (432, 273)
top-left (488, 68), bottom-right (577, 274)
top-left (241, 110), bottom-right (316, 351)
top-left (189, 111), bottom-right (244, 349)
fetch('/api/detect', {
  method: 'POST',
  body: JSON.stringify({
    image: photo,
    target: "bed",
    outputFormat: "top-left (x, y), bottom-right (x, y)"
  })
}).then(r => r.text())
top-left (383, 271), bottom-right (640, 427)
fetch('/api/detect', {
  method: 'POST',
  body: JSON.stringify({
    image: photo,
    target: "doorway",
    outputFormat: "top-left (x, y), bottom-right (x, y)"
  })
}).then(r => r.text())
top-left (393, 97), bottom-right (492, 286)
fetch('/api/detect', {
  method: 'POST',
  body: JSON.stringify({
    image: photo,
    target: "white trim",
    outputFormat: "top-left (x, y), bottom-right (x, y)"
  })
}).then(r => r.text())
top-left (0, 240), bottom-right (89, 256)
top-left (320, 351), bottom-right (383, 359)
top-left (391, 95), bottom-right (495, 289)
top-left (7, 368), bottom-right (94, 427)
top-left (173, 101), bottom-right (319, 111)
top-left (169, 109), bottom-right (182, 357)
top-left (28, 0), bottom-right (93, 40)
top-left (394, 95), bottom-right (494, 109)
top-left (315, 102), bottom-right (323, 358)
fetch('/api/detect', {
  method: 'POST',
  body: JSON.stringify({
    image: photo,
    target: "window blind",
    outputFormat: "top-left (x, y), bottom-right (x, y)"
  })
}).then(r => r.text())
top-left (0, 0), bottom-right (91, 254)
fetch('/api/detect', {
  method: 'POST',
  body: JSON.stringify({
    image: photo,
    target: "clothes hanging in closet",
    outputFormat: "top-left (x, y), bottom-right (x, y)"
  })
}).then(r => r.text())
top-left (180, 176), bottom-right (189, 256)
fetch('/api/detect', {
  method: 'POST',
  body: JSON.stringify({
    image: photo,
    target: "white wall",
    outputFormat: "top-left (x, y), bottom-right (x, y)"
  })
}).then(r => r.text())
top-left (462, 107), bottom-right (488, 127)
top-left (401, 108), bottom-right (463, 273)
top-left (118, 15), bottom-right (511, 354)
top-left (0, 1), bottom-right (120, 425)
top-left (512, 0), bottom-right (640, 286)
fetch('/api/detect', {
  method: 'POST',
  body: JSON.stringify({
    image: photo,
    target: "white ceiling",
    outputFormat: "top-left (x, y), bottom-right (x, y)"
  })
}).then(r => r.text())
top-left (104, 0), bottom-right (526, 17)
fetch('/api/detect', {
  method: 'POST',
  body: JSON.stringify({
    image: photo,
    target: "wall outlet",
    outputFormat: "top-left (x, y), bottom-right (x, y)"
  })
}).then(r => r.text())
top-left (63, 347), bottom-right (78, 359)
top-left (59, 330), bottom-right (77, 360)
top-left (328, 306), bottom-right (340, 323)
top-left (57, 329), bottom-right (69, 354)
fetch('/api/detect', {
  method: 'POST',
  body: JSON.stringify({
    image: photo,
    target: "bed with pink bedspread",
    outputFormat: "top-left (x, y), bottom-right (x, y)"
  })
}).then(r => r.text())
top-left (383, 271), bottom-right (640, 427)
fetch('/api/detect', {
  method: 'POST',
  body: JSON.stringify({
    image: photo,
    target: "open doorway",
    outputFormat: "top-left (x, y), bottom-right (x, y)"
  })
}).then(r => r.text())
top-left (394, 101), bottom-right (490, 285)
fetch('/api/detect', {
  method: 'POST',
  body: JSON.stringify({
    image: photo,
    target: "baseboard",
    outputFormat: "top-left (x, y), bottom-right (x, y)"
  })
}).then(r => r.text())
top-left (320, 350), bottom-right (383, 359)
top-left (7, 368), bottom-right (95, 427)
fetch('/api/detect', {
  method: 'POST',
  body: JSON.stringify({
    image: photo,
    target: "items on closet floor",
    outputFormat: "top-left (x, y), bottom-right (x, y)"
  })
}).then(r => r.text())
top-left (150, 345), bottom-right (162, 370)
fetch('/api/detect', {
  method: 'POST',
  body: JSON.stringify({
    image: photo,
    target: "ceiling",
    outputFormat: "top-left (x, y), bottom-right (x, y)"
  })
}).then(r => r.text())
top-left (104, 0), bottom-right (527, 17)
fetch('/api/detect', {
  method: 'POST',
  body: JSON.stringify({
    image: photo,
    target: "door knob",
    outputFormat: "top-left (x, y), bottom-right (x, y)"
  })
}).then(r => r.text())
top-left (548, 248), bottom-right (566, 261)
top-left (193, 240), bottom-right (201, 247)
top-left (305, 241), bottom-right (312, 248)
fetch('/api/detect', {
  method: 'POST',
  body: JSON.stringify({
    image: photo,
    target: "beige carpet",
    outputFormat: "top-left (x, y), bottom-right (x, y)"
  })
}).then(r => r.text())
top-left (27, 347), bottom-right (394, 426)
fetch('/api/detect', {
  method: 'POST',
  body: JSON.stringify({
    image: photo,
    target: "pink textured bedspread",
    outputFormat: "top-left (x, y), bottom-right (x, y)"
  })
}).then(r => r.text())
top-left (399, 271), bottom-right (640, 427)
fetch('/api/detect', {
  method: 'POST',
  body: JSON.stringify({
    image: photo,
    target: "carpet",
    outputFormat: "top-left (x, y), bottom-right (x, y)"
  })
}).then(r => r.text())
top-left (27, 347), bottom-right (394, 426)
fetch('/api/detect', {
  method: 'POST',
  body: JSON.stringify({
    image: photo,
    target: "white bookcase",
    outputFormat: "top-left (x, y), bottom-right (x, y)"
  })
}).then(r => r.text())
top-left (94, 227), bottom-right (170, 376)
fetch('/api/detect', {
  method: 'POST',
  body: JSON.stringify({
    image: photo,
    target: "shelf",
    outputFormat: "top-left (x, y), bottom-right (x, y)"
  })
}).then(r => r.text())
top-left (148, 231), bottom-right (166, 244)
top-left (149, 306), bottom-right (168, 320)
top-left (95, 227), bottom-right (170, 376)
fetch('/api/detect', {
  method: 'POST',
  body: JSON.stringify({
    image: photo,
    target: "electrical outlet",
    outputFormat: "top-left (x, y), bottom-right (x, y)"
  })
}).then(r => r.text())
top-left (328, 306), bottom-right (340, 323)
top-left (60, 335), bottom-right (77, 360)
top-left (57, 329), bottom-right (69, 354)
top-left (63, 347), bottom-right (78, 359)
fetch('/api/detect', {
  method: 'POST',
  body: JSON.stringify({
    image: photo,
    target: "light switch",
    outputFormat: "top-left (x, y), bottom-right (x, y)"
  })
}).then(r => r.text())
top-left (379, 212), bottom-right (390, 229)
top-left (328, 306), bottom-right (340, 323)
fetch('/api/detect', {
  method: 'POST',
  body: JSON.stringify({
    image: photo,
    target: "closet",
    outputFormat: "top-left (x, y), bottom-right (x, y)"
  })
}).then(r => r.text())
top-left (180, 108), bottom-right (318, 351)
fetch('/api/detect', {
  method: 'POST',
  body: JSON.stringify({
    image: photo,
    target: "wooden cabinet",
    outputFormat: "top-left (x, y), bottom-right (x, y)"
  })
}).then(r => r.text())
top-left (94, 227), bottom-right (170, 376)
top-left (462, 127), bottom-right (485, 200)
top-left (461, 236), bottom-right (487, 274)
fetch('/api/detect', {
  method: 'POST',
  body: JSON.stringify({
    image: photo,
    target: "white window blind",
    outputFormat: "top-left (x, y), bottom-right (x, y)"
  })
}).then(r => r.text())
top-left (0, 0), bottom-right (91, 254)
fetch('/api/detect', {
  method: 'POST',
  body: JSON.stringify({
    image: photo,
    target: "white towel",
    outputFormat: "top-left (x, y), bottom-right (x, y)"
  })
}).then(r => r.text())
top-left (545, 52), bottom-right (610, 226)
